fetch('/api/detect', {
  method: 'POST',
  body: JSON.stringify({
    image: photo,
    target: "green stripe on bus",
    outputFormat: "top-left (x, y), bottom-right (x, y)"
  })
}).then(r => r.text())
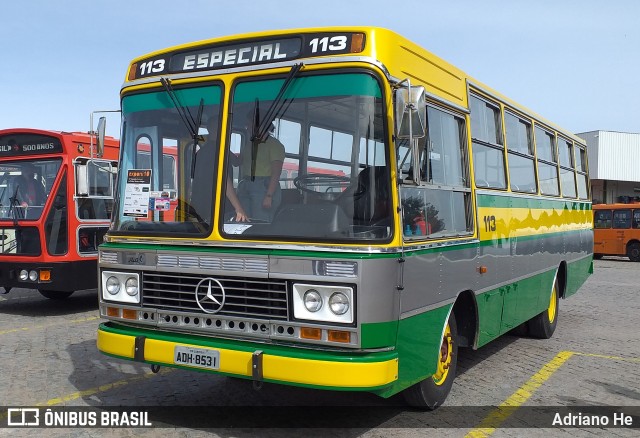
top-left (234, 74), bottom-right (382, 102)
top-left (476, 193), bottom-right (591, 211)
top-left (123, 86), bottom-right (222, 113)
top-left (101, 229), bottom-right (589, 259)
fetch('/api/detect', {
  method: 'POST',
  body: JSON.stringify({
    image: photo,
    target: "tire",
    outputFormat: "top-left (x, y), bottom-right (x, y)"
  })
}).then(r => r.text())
top-left (527, 278), bottom-right (559, 339)
top-left (627, 242), bottom-right (640, 262)
top-left (403, 312), bottom-right (458, 410)
top-left (38, 290), bottom-right (74, 300)
top-left (593, 254), bottom-right (603, 260)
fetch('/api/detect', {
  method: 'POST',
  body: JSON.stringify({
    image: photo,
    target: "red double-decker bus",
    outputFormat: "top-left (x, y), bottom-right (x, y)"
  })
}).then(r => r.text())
top-left (0, 128), bottom-right (119, 299)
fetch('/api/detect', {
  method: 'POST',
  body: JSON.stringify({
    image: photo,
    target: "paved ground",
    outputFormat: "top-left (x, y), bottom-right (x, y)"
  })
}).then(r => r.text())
top-left (0, 257), bottom-right (638, 437)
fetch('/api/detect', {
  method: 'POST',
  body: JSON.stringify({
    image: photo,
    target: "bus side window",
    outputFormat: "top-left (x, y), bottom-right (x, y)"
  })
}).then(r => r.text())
top-left (470, 95), bottom-right (506, 190)
top-left (402, 105), bottom-right (471, 238)
top-left (594, 210), bottom-right (612, 229)
top-left (633, 210), bottom-right (640, 229)
top-left (613, 209), bottom-right (632, 229)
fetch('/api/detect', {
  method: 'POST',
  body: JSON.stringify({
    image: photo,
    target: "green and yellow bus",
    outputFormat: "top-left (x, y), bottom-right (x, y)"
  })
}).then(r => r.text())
top-left (96, 27), bottom-right (592, 409)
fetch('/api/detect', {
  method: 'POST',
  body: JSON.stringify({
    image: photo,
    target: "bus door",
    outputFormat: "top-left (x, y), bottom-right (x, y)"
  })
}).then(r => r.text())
top-left (593, 209), bottom-right (612, 254)
top-left (611, 208), bottom-right (632, 255)
top-left (75, 158), bottom-right (117, 253)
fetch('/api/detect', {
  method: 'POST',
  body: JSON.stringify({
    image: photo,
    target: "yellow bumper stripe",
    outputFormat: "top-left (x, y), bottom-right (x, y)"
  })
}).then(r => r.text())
top-left (97, 328), bottom-right (398, 389)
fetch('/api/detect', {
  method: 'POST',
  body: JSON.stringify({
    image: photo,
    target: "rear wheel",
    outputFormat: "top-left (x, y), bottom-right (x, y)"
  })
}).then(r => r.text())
top-left (38, 290), bottom-right (74, 300)
top-left (403, 312), bottom-right (458, 410)
top-left (528, 279), bottom-right (559, 339)
top-left (627, 242), bottom-right (640, 262)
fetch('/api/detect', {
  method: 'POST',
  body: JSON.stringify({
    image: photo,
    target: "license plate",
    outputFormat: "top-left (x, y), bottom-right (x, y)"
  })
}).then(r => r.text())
top-left (174, 345), bottom-right (220, 370)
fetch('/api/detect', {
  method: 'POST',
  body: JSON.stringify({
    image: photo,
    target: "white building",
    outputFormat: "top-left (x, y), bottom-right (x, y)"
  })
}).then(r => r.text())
top-left (576, 130), bottom-right (640, 204)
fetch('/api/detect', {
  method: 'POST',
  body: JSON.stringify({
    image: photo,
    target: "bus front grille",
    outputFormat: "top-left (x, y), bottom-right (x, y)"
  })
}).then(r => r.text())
top-left (142, 272), bottom-right (289, 321)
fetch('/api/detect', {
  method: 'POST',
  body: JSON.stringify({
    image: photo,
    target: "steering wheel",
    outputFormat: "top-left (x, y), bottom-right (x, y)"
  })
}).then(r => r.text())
top-left (293, 173), bottom-right (353, 201)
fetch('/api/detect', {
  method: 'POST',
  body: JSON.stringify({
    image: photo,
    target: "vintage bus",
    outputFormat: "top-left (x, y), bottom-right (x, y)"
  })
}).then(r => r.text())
top-left (593, 203), bottom-right (640, 261)
top-left (96, 27), bottom-right (592, 409)
top-left (0, 128), bottom-right (119, 299)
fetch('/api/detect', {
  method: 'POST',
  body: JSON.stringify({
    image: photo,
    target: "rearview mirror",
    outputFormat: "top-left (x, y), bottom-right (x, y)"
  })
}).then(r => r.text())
top-left (395, 86), bottom-right (426, 139)
top-left (96, 117), bottom-right (106, 157)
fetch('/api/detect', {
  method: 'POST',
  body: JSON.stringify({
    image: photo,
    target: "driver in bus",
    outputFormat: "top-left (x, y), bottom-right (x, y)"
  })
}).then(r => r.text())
top-left (16, 163), bottom-right (46, 208)
top-left (229, 112), bottom-right (285, 222)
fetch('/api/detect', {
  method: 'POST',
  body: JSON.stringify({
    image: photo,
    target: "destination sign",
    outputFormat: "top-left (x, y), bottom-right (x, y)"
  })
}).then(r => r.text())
top-left (131, 32), bottom-right (365, 80)
top-left (0, 134), bottom-right (63, 156)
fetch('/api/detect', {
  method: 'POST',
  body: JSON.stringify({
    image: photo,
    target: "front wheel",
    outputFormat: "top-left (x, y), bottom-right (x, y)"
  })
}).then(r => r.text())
top-left (38, 290), bottom-right (74, 300)
top-left (627, 242), bottom-right (640, 262)
top-left (402, 312), bottom-right (458, 410)
top-left (527, 279), bottom-right (559, 339)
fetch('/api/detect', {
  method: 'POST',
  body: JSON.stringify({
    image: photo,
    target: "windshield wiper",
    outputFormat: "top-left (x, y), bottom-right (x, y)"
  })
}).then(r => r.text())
top-left (160, 77), bottom-right (198, 137)
top-left (251, 63), bottom-right (303, 143)
top-left (160, 77), bottom-right (204, 179)
top-left (8, 185), bottom-right (22, 226)
top-left (249, 63), bottom-right (303, 180)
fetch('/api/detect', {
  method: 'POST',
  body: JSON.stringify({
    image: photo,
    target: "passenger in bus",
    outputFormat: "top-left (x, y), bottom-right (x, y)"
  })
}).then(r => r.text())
top-left (230, 114), bottom-right (285, 222)
top-left (196, 115), bottom-right (248, 222)
top-left (16, 164), bottom-right (46, 208)
top-left (225, 177), bottom-right (248, 222)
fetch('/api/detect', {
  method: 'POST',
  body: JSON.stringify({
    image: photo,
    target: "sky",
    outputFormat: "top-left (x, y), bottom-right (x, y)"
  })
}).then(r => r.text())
top-left (1, 0), bottom-right (638, 138)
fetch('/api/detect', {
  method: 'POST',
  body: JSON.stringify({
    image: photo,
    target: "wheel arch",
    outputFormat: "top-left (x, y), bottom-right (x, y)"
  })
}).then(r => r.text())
top-left (626, 239), bottom-right (640, 255)
top-left (452, 289), bottom-right (478, 349)
top-left (557, 261), bottom-right (568, 299)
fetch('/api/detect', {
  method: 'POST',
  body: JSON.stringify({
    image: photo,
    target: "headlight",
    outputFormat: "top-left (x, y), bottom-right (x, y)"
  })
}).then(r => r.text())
top-left (303, 289), bottom-right (322, 312)
top-left (125, 277), bottom-right (139, 296)
top-left (19, 270), bottom-right (29, 281)
top-left (293, 283), bottom-right (353, 324)
top-left (106, 276), bottom-right (121, 295)
top-left (101, 271), bottom-right (141, 305)
top-left (329, 292), bottom-right (349, 315)
top-left (29, 270), bottom-right (38, 282)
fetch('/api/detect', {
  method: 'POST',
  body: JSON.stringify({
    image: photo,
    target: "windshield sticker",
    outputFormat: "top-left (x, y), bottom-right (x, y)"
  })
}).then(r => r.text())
top-left (150, 191), bottom-right (171, 211)
top-left (123, 169), bottom-right (152, 217)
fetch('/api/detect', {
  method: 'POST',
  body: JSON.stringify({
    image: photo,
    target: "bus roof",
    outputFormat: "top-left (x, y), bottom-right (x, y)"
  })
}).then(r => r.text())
top-left (124, 26), bottom-right (583, 145)
top-left (0, 128), bottom-right (119, 159)
top-left (593, 203), bottom-right (640, 209)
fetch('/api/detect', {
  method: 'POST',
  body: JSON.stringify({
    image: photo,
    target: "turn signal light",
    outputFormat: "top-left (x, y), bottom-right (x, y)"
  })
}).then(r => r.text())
top-left (300, 327), bottom-right (322, 340)
top-left (328, 330), bottom-right (351, 343)
top-left (106, 307), bottom-right (120, 317)
top-left (128, 63), bottom-right (137, 81)
top-left (39, 270), bottom-right (51, 281)
top-left (122, 309), bottom-right (138, 320)
top-left (350, 33), bottom-right (365, 53)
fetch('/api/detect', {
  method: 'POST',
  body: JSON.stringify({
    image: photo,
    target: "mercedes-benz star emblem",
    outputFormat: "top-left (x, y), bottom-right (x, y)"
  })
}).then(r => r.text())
top-left (195, 277), bottom-right (226, 314)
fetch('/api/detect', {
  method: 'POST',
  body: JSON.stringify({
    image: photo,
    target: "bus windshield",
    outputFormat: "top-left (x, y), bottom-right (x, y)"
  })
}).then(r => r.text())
top-left (112, 84), bottom-right (222, 235)
top-left (222, 72), bottom-right (392, 241)
top-left (0, 159), bottom-right (61, 221)
top-left (111, 73), bottom-right (391, 241)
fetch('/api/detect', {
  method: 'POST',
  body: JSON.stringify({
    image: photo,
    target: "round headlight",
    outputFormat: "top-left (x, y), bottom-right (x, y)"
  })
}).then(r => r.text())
top-left (19, 270), bottom-right (29, 281)
top-left (329, 292), bottom-right (349, 315)
top-left (125, 277), bottom-right (139, 296)
top-left (106, 276), bottom-right (121, 295)
top-left (29, 270), bottom-right (38, 282)
top-left (303, 289), bottom-right (323, 312)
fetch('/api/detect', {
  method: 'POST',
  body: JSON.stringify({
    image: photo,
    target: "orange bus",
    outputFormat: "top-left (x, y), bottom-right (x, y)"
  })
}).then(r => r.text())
top-left (593, 203), bottom-right (640, 261)
top-left (0, 128), bottom-right (119, 299)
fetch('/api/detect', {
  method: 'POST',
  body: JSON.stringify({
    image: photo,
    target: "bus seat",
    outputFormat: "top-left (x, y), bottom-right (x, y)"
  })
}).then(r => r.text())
top-left (352, 166), bottom-right (390, 225)
top-left (280, 188), bottom-right (302, 206)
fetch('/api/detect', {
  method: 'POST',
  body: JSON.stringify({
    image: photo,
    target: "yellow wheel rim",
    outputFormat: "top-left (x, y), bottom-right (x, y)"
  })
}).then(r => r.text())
top-left (547, 285), bottom-right (557, 324)
top-left (433, 323), bottom-right (453, 386)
